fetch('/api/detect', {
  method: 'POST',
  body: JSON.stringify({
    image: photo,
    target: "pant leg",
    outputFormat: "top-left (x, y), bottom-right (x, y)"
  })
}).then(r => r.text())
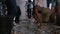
top-left (56, 15), bottom-right (60, 26)
top-left (15, 7), bottom-right (21, 23)
top-left (6, 0), bottom-right (18, 17)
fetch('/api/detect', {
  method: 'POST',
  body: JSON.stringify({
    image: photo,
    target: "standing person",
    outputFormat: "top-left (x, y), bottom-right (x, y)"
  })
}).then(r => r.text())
top-left (5, 0), bottom-right (18, 34)
top-left (47, 0), bottom-right (58, 25)
top-left (56, 0), bottom-right (60, 26)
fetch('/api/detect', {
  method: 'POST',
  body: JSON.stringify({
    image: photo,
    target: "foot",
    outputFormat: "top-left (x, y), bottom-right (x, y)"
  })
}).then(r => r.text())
top-left (15, 20), bottom-right (19, 23)
top-left (38, 25), bottom-right (47, 30)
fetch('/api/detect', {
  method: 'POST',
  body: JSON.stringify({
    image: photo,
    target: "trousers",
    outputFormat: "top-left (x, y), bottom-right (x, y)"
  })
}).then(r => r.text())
top-left (6, 0), bottom-right (18, 17)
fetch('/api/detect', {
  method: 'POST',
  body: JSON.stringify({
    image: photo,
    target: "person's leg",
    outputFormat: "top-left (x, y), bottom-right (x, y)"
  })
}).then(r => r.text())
top-left (15, 7), bottom-right (21, 23)
top-left (6, 0), bottom-right (18, 17)
top-left (5, 0), bottom-right (18, 34)
top-left (33, 14), bottom-right (42, 28)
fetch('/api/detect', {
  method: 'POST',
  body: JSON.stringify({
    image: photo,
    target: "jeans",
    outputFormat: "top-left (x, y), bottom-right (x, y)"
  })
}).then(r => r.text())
top-left (5, 0), bottom-right (18, 34)
top-left (6, 0), bottom-right (18, 17)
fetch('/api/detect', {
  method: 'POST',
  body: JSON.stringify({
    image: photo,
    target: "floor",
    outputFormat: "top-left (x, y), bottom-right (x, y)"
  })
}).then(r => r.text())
top-left (12, 19), bottom-right (60, 34)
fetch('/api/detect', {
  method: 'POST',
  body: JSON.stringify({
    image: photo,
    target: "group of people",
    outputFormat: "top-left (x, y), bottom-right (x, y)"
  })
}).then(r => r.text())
top-left (1, 0), bottom-right (60, 34)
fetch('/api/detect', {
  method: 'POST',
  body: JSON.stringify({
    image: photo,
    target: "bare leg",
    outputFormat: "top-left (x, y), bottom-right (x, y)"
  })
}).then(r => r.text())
top-left (53, 15), bottom-right (56, 25)
top-left (33, 14), bottom-right (42, 26)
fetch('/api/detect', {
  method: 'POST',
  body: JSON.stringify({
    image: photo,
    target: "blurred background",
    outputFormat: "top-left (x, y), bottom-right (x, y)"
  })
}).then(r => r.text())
top-left (0, 0), bottom-right (60, 34)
